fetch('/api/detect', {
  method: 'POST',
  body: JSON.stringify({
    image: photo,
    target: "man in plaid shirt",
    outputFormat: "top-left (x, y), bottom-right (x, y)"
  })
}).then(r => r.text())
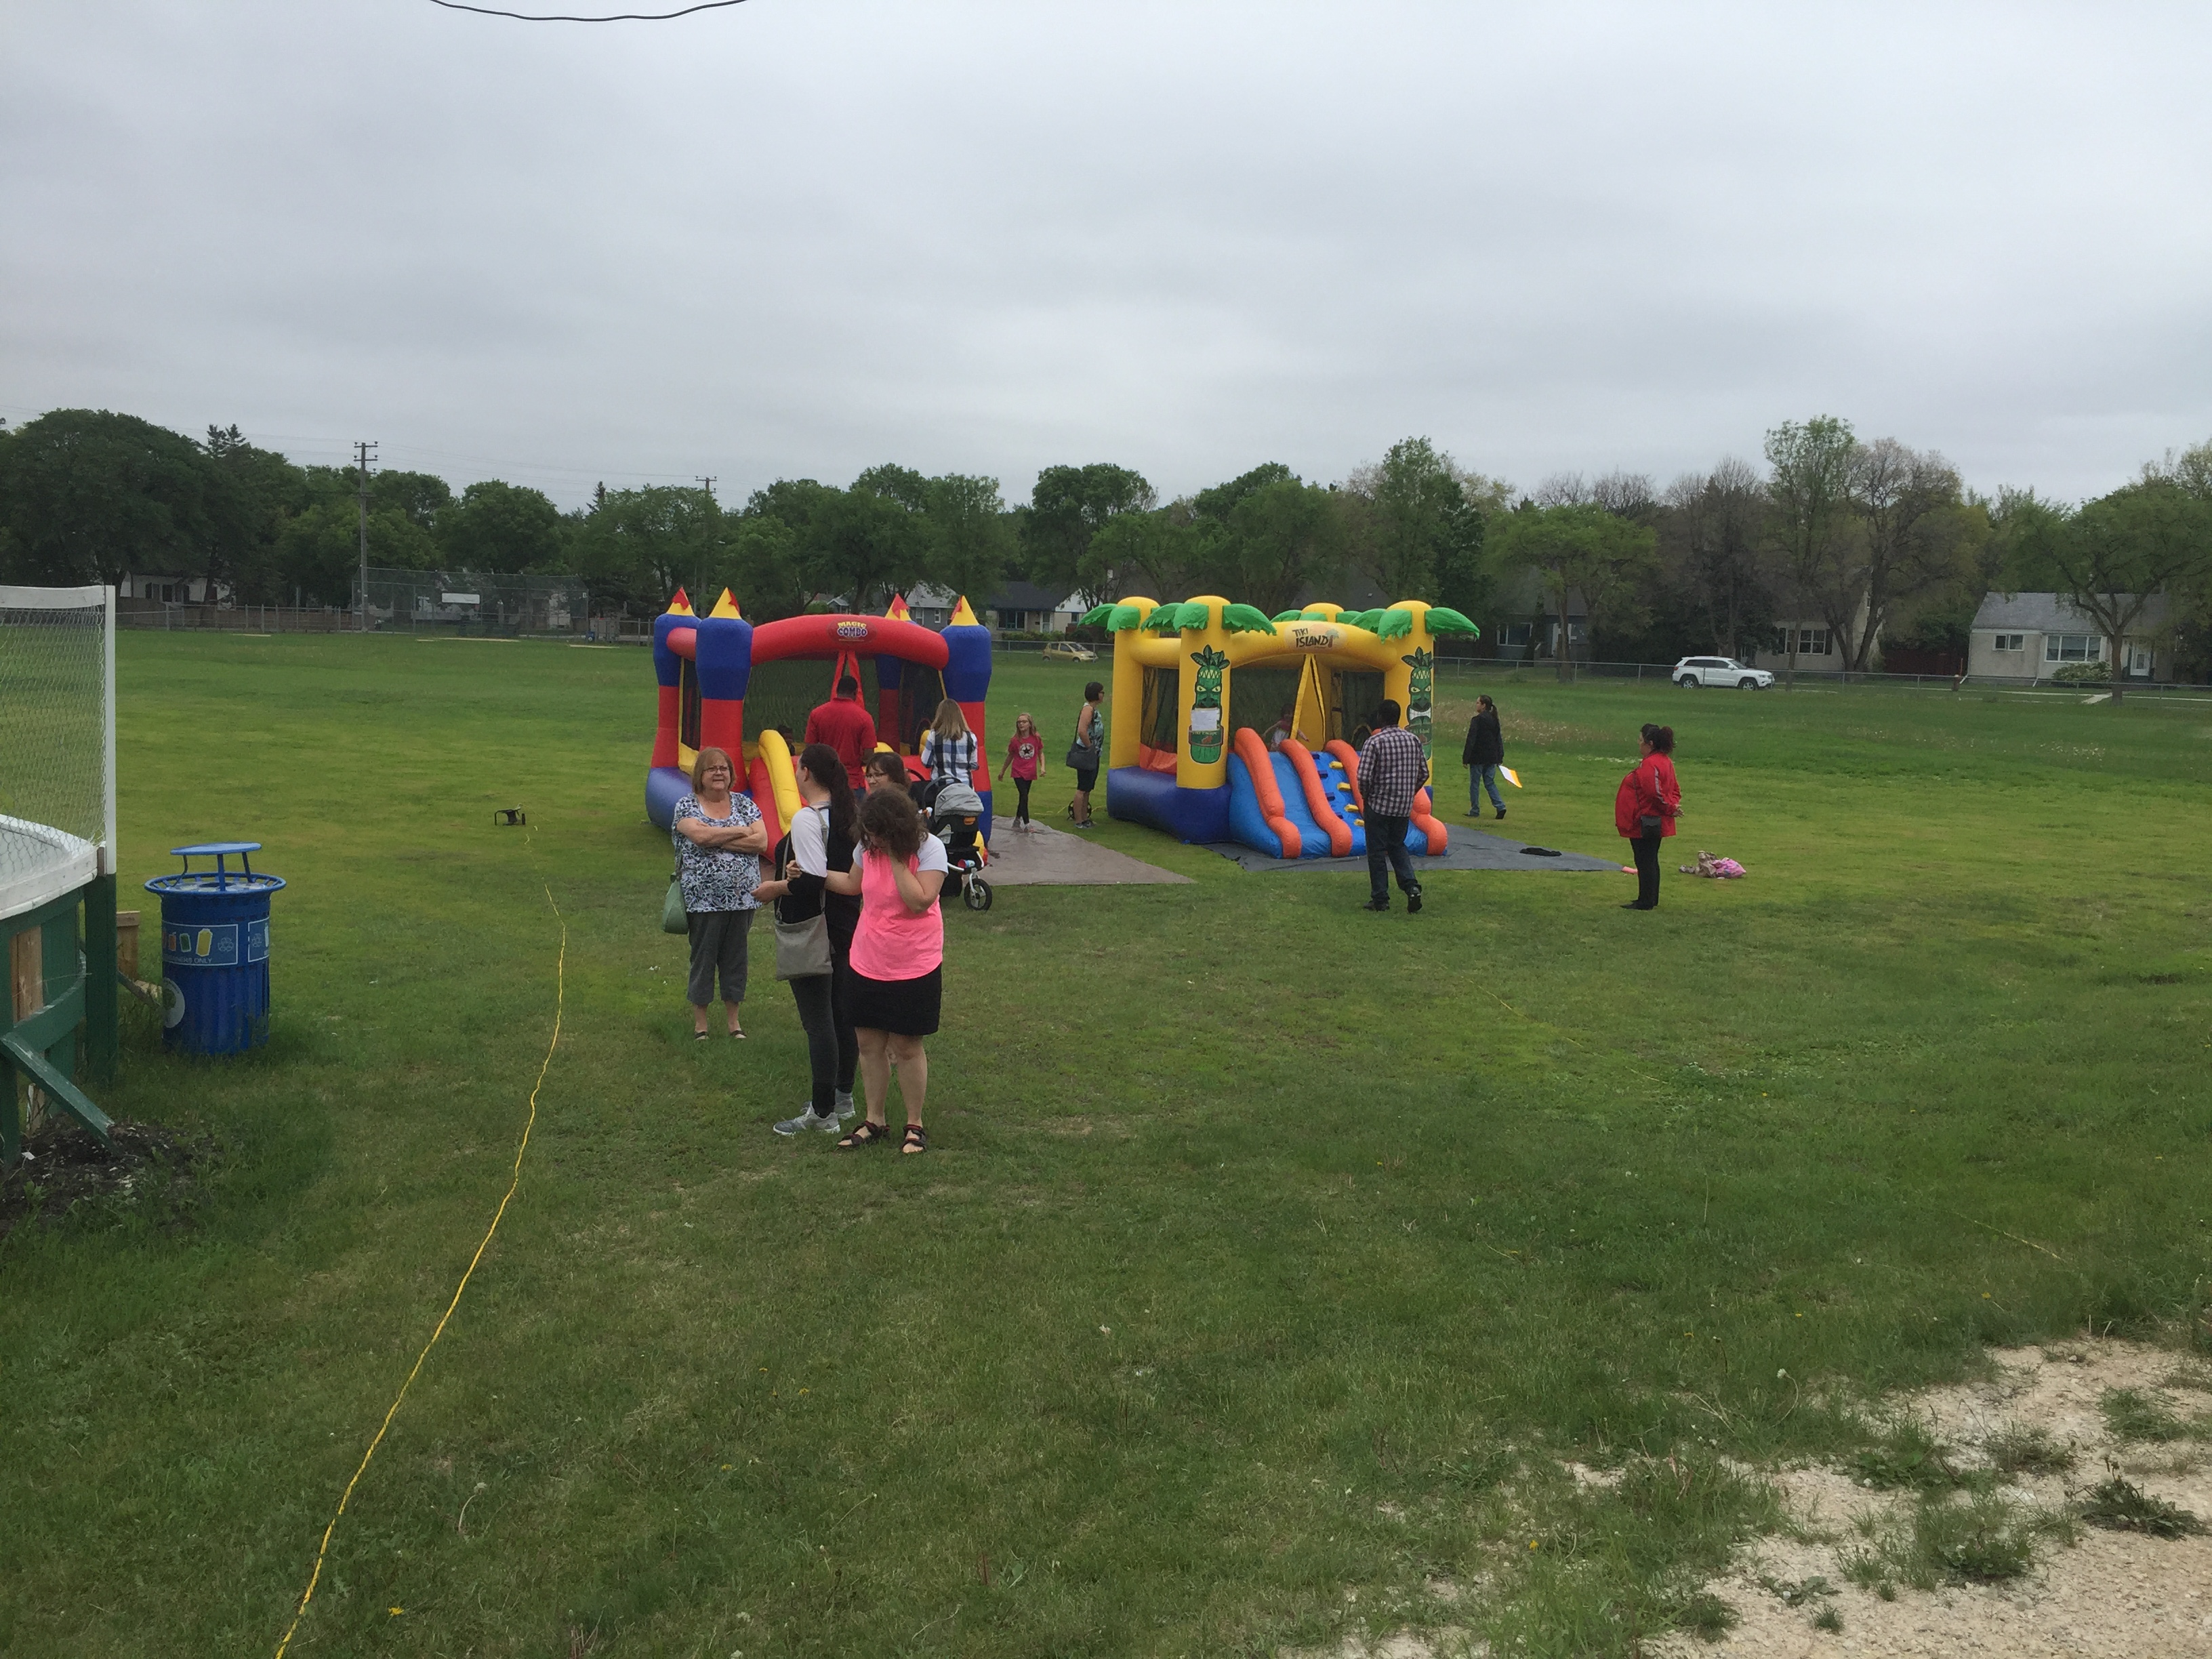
top-left (1359, 701), bottom-right (1426, 913)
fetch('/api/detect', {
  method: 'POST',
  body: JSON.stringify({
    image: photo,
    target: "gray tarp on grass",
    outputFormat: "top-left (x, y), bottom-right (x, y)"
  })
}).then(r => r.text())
top-left (1200, 827), bottom-right (1622, 874)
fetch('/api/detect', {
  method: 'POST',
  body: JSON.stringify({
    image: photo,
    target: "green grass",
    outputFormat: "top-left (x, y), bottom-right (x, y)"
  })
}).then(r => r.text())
top-left (2, 636), bottom-right (2210, 1656)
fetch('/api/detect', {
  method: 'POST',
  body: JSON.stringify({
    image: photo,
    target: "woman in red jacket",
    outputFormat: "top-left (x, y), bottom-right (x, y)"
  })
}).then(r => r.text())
top-left (1614, 723), bottom-right (1681, 909)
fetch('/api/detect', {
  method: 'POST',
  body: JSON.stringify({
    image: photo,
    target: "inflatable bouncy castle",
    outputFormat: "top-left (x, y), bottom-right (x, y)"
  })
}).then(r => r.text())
top-left (1078, 596), bottom-right (1479, 859)
top-left (645, 589), bottom-right (994, 844)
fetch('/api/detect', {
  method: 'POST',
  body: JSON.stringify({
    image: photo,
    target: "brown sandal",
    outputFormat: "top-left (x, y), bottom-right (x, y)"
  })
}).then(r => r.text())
top-left (838, 1120), bottom-right (891, 1149)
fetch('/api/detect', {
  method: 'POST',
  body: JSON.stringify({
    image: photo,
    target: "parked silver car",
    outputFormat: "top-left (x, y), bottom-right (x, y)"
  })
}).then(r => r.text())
top-left (1673, 656), bottom-right (1774, 689)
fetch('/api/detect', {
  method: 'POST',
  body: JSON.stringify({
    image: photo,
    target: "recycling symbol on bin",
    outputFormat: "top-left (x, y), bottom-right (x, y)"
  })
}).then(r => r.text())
top-left (162, 977), bottom-right (186, 1030)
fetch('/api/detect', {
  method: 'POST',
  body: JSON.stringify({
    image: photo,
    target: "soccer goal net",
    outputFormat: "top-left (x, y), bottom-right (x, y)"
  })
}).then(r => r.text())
top-left (0, 586), bottom-right (115, 923)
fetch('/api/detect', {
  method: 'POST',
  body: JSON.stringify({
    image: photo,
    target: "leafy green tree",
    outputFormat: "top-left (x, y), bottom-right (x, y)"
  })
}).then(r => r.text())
top-left (1489, 503), bottom-right (1658, 682)
top-left (1658, 458), bottom-right (1775, 659)
top-left (441, 478), bottom-right (563, 571)
top-left (203, 424), bottom-right (310, 602)
top-left (575, 485), bottom-right (724, 614)
top-left (1814, 438), bottom-right (1972, 672)
top-left (0, 409), bottom-right (223, 586)
top-left (276, 499), bottom-right (437, 605)
top-left (920, 473), bottom-right (1015, 608)
top-left (1763, 415), bottom-right (1859, 681)
top-left (1204, 476), bottom-right (1347, 617)
top-left (2028, 480), bottom-right (2212, 703)
top-left (1022, 463), bottom-right (1155, 599)
top-left (1339, 439), bottom-right (1500, 621)
top-left (806, 469), bottom-right (932, 611)
top-left (1081, 507), bottom-right (1200, 602)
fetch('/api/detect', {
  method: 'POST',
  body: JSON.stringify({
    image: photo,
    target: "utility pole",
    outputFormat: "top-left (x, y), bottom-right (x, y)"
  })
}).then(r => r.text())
top-left (355, 440), bottom-right (379, 632)
top-left (695, 476), bottom-right (716, 499)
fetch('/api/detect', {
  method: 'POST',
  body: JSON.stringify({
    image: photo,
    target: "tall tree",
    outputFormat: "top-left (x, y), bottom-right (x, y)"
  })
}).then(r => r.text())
top-left (1082, 506), bottom-right (1200, 602)
top-left (440, 478), bottom-right (563, 571)
top-left (1660, 457), bottom-right (1774, 659)
top-left (1204, 476), bottom-right (1348, 617)
top-left (1818, 438), bottom-right (1969, 672)
top-left (2032, 481), bottom-right (2212, 703)
top-left (1763, 415), bottom-right (1858, 682)
top-left (1489, 503), bottom-right (1658, 682)
top-left (203, 424), bottom-right (310, 602)
top-left (920, 473), bottom-right (1015, 607)
top-left (575, 485), bottom-right (724, 613)
top-left (1022, 463), bottom-right (1155, 600)
top-left (0, 409), bottom-right (222, 586)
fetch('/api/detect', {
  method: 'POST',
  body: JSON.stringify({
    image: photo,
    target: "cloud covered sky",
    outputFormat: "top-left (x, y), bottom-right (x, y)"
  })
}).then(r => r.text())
top-left (5, 1), bottom-right (2209, 510)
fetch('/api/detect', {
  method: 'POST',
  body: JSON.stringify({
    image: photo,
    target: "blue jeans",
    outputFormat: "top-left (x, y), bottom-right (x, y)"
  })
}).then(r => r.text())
top-left (1470, 764), bottom-right (1504, 814)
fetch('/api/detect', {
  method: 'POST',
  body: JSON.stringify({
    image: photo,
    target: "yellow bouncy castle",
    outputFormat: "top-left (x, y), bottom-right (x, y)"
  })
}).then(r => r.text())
top-left (1076, 597), bottom-right (1479, 857)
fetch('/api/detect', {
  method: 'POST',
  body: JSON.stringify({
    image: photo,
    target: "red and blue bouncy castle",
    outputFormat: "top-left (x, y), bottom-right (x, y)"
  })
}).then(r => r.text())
top-left (647, 589), bottom-right (995, 844)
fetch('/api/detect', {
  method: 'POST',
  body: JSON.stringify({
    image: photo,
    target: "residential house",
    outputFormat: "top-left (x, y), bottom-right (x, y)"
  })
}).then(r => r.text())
top-left (904, 583), bottom-right (958, 629)
top-left (118, 572), bottom-right (227, 606)
top-left (1967, 592), bottom-right (2169, 683)
top-left (983, 581), bottom-right (1085, 634)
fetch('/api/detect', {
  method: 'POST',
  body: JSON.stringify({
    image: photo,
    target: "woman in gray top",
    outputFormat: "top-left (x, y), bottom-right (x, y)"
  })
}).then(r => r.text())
top-left (671, 746), bottom-right (766, 1038)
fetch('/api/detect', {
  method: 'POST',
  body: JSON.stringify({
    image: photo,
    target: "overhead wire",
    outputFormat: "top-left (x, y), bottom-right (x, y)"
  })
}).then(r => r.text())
top-left (426, 0), bottom-right (749, 19)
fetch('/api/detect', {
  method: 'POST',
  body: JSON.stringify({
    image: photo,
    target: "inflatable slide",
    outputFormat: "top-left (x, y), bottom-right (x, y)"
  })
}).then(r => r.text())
top-left (1225, 727), bottom-right (1447, 860)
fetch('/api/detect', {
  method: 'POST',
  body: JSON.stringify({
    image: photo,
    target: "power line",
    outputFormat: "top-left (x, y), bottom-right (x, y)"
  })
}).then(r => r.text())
top-left (426, 0), bottom-right (748, 20)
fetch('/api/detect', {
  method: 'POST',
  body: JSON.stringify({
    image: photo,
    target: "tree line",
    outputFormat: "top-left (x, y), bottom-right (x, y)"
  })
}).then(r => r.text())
top-left (1, 406), bottom-right (2205, 678)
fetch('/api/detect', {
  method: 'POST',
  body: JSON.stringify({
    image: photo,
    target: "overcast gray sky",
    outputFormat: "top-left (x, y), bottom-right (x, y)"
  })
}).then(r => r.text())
top-left (5, 1), bottom-right (2208, 510)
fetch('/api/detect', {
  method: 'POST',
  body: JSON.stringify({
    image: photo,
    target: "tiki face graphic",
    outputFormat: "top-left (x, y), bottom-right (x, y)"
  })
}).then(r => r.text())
top-left (1189, 644), bottom-right (1229, 764)
top-left (1403, 647), bottom-right (1434, 762)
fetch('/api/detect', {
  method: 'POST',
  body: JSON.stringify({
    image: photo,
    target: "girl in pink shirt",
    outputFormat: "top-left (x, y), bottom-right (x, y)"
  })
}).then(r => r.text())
top-left (998, 711), bottom-right (1044, 832)
top-left (824, 787), bottom-right (945, 1154)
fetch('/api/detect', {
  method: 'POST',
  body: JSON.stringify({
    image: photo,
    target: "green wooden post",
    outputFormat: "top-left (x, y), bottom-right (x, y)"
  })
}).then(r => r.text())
top-left (83, 872), bottom-right (119, 1083)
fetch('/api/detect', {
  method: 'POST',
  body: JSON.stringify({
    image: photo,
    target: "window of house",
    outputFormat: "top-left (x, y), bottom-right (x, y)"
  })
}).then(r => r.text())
top-left (2045, 634), bottom-right (2100, 661)
top-left (1796, 628), bottom-right (1832, 657)
top-left (1496, 623), bottom-right (1531, 647)
top-left (1992, 633), bottom-right (2024, 652)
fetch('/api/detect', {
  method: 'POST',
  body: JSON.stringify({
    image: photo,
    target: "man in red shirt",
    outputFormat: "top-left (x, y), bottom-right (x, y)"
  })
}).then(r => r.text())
top-left (805, 676), bottom-right (879, 787)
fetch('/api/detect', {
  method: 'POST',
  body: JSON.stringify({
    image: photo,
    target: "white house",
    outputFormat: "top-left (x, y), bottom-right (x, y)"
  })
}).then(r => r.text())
top-left (1967, 592), bottom-right (2169, 682)
top-left (117, 572), bottom-right (227, 605)
top-left (983, 581), bottom-right (1086, 634)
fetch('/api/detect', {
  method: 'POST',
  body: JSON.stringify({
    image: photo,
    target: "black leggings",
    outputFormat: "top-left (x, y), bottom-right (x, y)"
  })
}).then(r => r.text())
top-left (788, 955), bottom-right (860, 1114)
top-left (1013, 776), bottom-right (1032, 823)
top-left (1632, 834), bottom-right (1662, 907)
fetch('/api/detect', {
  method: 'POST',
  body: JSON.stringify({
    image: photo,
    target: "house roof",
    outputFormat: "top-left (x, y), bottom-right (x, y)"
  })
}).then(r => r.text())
top-left (1972, 592), bottom-right (2170, 632)
top-left (985, 580), bottom-right (1076, 611)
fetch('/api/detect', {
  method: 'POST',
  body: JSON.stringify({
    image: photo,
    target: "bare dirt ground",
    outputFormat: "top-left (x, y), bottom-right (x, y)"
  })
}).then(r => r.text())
top-left (1649, 1340), bottom-right (2212, 1659)
top-left (1292, 1340), bottom-right (2212, 1659)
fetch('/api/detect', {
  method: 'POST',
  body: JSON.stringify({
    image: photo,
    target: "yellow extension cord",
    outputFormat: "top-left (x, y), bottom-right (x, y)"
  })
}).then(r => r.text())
top-left (272, 858), bottom-right (565, 1656)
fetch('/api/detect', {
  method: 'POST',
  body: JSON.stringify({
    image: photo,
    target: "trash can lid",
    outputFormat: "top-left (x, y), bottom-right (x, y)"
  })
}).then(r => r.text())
top-left (146, 840), bottom-right (284, 895)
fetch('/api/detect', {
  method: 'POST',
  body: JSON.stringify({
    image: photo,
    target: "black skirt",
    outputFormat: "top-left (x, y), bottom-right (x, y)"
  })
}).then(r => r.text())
top-left (846, 963), bottom-right (942, 1037)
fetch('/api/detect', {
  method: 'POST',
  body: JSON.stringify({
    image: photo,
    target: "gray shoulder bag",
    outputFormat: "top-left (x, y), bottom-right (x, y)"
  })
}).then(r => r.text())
top-left (773, 808), bottom-right (836, 981)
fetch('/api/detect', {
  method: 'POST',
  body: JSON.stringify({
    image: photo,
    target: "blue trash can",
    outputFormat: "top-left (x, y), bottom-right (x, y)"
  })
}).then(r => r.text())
top-left (146, 842), bottom-right (286, 1055)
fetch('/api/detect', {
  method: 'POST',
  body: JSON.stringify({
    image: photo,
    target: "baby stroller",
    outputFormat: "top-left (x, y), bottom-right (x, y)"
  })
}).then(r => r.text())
top-left (916, 778), bottom-right (993, 912)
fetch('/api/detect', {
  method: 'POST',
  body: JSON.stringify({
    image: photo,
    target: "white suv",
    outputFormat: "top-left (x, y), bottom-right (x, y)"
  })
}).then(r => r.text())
top-left (1673, 656), bottom-right (1774, 689)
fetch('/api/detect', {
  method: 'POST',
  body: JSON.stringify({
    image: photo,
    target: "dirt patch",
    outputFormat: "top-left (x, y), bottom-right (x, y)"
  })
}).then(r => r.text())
top-left (0, 1118), bottom-right (220, 1237)
top-left (1650, 1340), bottom-right (2212, 1658)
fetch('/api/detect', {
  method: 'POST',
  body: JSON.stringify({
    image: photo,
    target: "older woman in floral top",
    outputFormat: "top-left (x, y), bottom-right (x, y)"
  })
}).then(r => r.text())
top-left (672, 746), bottom-right (766, 1038)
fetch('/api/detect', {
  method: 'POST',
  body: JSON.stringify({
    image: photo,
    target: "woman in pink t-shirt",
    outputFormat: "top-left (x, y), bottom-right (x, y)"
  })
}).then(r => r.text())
top-left (824, 787), bottom-right (946, 1154)
top-left (997, 711), bottom-right (1044, 832)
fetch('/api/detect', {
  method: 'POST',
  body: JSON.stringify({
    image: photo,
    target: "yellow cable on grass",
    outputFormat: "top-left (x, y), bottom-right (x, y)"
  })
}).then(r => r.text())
top-left (274, 864), bottom-right (566, 1657)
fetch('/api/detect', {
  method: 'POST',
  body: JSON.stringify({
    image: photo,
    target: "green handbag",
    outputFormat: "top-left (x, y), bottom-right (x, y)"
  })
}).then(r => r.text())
top-left (661, 857), bottom-right (689, 935)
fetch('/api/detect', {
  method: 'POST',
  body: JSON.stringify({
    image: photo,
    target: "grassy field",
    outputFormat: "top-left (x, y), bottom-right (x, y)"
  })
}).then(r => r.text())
top-left (3, 634), bottom-right (2209, 1658)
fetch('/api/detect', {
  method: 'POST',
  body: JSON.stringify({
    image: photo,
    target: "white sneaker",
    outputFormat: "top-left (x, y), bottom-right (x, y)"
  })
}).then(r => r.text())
top-left (834, 1092), bottom-right (857, 1123)
top-left (774, 1106), bottom-right (840, 1136)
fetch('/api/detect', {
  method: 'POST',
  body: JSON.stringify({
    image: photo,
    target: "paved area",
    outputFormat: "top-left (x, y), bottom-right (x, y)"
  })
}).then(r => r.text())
top-left (982, 822), bottom-right (1193, 886)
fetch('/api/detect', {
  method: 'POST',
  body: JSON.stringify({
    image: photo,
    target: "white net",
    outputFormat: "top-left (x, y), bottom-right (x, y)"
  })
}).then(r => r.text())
top-left (0, 586), bottom-right (114, 922)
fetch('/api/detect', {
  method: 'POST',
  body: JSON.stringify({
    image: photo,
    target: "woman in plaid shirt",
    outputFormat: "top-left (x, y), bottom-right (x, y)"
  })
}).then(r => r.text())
top-left (922, 699), bottom-right (979, 789)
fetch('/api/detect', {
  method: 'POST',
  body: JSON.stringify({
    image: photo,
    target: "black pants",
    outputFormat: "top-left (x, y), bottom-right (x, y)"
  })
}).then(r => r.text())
top-left (788, 954), bottom-right (859, 1115)
top-left (1631, 834), bottom-right (1662, 907)
top-left (1366, 813), bottom-right (1419, 903)
top-left (1013, 776), bottom-right (1032, 823)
